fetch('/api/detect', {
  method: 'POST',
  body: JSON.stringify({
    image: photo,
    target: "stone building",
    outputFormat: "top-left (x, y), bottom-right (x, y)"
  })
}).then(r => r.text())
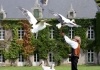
top-left (0, 0), bottom-right (100, 66)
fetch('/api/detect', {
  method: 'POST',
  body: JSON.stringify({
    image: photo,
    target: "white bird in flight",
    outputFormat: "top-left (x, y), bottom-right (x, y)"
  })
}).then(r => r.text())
top-left (17, 6), bottom-right (51, 33)
top-left (31, 20), bottom-right (51, 33)
top-left (49, 10), bottom-right (81, 29)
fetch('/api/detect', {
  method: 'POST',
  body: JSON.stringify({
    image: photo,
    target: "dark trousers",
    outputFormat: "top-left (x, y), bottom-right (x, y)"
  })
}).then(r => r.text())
top-left (71, 56), bottom-right (79, 70)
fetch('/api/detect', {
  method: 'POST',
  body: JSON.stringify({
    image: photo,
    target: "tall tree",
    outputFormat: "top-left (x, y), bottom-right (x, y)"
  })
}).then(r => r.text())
top-left (95, 12), bottom-right (100, 64)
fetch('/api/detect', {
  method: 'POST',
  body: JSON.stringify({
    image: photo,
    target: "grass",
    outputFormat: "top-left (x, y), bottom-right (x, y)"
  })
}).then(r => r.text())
top-left (0, 65), bottom-right (100, 70)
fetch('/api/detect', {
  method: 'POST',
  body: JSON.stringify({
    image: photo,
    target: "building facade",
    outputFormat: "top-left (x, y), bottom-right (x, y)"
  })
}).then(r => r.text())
top-left (0, 0), bottom-right (100, 66)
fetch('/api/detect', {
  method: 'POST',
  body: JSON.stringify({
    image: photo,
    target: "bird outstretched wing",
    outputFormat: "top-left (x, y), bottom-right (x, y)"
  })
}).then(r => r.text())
top-left (17, 6), bottom-right (37, 26)
top-left (49, 10), bottom-right (81, 28)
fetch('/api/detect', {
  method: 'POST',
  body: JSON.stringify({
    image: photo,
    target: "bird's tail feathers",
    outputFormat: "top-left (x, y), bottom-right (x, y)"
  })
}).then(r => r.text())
top-left (56, 23), bottom-right (62, 29)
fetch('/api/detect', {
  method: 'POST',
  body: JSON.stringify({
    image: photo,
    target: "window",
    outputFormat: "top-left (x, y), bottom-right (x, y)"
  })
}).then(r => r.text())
top-left (67, 4), bottom-right (76, 18)
top-left (0, 27), bottom-right (5, 40)
top-left (0, 51), bottom-right (4, 62)
top-left (87, 50), bottom-right (94, 63)
top-left (69, 12), bottom-right (74, 18)
top-left (18, 28), bottom-right (24, 39)
top-left (19, 53), bottom-right (24, 62)
top-left (33, 0), bottom-right (43, 18)
top-left (87, 26), bottom-right (95, 40)
top-left (34, 9), bottom-right (39, 18)
top-left (50, 29), bottom-right (54, 39)
top-left (48, 52), bottom-right (54, 62)
top-left (34, 53), bottom-right (39, 62)
top-left (68, 27), bottom-right (74, 39)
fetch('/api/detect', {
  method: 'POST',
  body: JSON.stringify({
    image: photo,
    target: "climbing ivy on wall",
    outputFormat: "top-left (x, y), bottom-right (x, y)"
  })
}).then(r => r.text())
top-left (21, 20), bottom-right (35, 62)
top-left (46, 19), bottom-right (96, 49)
top-left (94, 12), bottom-right (100, 54)
top-left (75, 19), bottom-right (96, 49)
top-left (1, 20), bottom-right (35, 66)
top-left (0, 17), bottom-right (98, 65)
top-left (31, 18), bottom-right (96, 65)
top-left (1, 20), bottom-right (23, 65)
top-left (95, 12), bottom-right (100, 46)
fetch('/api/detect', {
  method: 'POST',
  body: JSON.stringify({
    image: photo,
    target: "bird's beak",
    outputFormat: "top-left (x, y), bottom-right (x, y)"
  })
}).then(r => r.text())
top-left (45, 23), bottom-right (52, 26)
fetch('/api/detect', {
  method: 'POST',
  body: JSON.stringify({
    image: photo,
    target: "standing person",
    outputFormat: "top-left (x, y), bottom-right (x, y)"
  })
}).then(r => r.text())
top-left (61, 32), bottom-right (81, 70)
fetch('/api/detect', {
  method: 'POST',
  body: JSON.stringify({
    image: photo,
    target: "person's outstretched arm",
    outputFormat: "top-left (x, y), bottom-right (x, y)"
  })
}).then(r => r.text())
top-left (61, 33), bottom-right (78, 49)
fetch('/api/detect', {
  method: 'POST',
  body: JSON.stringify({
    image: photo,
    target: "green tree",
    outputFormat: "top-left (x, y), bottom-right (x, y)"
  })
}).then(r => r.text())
top-left (8, 39), bottom-right (21, 66)
top-left (95, 12), bottom-right (100, 64)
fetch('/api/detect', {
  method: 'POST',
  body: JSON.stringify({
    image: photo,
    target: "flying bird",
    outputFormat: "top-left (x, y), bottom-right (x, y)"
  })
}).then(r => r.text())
top-left (17, 6), bottom-right (51, 33)
top-left (49, 10), bottom-right (81, 29)
top-left (31, 20), bottom-right (51, 33)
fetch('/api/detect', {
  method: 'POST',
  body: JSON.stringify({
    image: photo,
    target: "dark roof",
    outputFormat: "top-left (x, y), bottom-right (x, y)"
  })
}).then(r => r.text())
top-left (0, 0), bottom-right (98, 19)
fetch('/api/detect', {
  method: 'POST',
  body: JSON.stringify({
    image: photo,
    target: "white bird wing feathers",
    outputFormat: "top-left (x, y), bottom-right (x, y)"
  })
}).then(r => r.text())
top-left (50, 11), bottom-right (81, 28)
top-left (27, 11), bottom-right (37, 26)
top-left (17, 6), bottom-right (37, 26)
top-left (57, 14), bottom-right (81, 28)
top-left (18, 6), bottom-right (51, 33)
top-left (30, 22), bottom-right (45, 33)
top-left (58, 14), bottom-right (71, 23)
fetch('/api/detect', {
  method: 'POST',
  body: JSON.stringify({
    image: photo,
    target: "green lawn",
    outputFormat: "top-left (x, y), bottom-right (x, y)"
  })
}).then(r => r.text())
top-left (0, 65), bottom-right (100, 70)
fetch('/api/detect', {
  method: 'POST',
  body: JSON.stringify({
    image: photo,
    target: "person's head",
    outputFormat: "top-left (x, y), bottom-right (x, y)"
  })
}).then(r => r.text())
top-left (73, 36), bottom-right (81, 44)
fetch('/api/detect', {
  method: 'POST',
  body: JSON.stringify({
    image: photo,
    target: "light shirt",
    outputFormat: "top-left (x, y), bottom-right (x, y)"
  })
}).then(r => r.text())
top-left (64, 35), bottom-right (78, 49)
